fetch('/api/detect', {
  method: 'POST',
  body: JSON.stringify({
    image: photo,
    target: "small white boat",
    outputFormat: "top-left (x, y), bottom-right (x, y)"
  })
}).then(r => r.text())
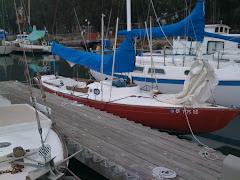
top-left (0, 44), bottom-right (13, 55)
top-left (0, 97), bottom-right (67, 179)
top-left (0, 30), bottom-right (13, 55)
top-left (10, 30), bottom-right (51, 53)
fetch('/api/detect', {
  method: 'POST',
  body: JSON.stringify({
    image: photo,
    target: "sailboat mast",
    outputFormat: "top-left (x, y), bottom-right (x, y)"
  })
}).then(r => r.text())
top-left (126, 0), bottom-right (131, 31)
top-left (1, 0), bottom-right (4, 30)
top-left (101, 14), bottom-right (105, 100)
top-left (28, 0), bottom-right (30, 25)
top-left (13, 0), bottom-right (21, 34)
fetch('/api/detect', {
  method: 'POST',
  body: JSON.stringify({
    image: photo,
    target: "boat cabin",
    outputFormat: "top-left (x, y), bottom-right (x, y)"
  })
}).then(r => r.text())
top-left (172, 24), bottom-right (240, 55)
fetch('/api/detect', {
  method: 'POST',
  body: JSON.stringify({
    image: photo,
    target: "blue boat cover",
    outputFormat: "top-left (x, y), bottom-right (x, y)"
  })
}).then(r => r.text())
top-left (103, 40), bottom-right (110, 48)
top-left (0, 30), bottom-right (6, 39)
top-left (51, 34), bottom-right (136, 73)
top-left (118, 1), bottom-right (205, 41)
top-left (205, 32), bottom-right (240, 44)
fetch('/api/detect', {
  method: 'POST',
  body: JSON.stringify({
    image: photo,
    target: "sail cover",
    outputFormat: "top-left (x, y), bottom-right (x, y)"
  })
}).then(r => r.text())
top-left (118, 1), bottom-right (205, 41)
top-left (0, 30), bottom-right (6, 39)
top-left (51, 34), bottom-right (136, 74)
top-left (151, 59), bottom-right (219, 108)
top-left (25, 30), bottom-right (46, 42)
top-left (205, 32), bottom-right (240, 44)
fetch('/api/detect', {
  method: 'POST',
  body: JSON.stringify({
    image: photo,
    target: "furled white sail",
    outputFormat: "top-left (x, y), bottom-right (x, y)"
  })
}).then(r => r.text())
top-left (151, 59), bottom-right (219, 108)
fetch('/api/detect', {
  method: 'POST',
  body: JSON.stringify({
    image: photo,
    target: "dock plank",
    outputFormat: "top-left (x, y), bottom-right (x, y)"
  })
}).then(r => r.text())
top-left (0, 81), bottom-right (224, 180)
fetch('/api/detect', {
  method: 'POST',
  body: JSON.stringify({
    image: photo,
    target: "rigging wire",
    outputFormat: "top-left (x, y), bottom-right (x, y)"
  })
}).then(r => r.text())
top-left (13, 0), bottom-right (21, 35)
top-left (105, 0), bottom-right (114, 40)
top-left (72, 6), bottom-right (88, 51)
top-left (51, 0), bottom-right (59, 36)
top-left (22, 48), bottom-right (47, 162)
top-left (149, 0), bottom-right (173, 47)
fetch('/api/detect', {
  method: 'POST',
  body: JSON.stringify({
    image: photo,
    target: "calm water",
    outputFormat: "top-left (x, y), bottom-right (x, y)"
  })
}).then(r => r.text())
top-left (0, 54), bottom-right (240, 178)
top-left (0, 54), bottom-right (90, 82)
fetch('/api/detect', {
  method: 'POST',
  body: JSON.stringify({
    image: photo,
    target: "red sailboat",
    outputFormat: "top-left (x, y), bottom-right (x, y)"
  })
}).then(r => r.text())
top-left (35, 0), bottom-right (240, 134)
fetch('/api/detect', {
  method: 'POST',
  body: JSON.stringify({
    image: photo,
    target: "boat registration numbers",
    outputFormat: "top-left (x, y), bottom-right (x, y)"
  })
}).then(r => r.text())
top-left (170, 109), bottom-right (199, 114)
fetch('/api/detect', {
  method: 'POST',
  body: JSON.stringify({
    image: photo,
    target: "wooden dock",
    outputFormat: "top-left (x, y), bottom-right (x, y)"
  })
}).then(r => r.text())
top-left (0, 81), bottom-right (226, 180)
top-left (12, 46), bottom-right (50, 53)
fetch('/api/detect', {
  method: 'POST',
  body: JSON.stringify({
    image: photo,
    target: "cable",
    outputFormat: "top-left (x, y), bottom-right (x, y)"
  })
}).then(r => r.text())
top-left (150, 0), bottom-right (173, 47)
top-left (183, 106), bottom-right (218, 160)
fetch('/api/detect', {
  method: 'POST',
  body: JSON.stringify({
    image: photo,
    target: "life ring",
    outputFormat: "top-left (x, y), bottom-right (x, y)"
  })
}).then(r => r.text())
top-left (42, 41), bottom-right (47, 46)
top-left (42, 61), bottom-right (48, 66)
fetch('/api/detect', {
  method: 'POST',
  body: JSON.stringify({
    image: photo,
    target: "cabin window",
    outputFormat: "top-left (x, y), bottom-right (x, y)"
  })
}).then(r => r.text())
top-left (224, 28), bottom-right (228, 33)
top-left (207, 41), bottom-right (224, 54)
top-left (134, 66), bottom-right (144, 73)
top-left (220, 27), bottom-right (223, 32)
top-left (148, 68), bottom-right (165, 74)
top-left (215, 27), bottom-right (218, 33)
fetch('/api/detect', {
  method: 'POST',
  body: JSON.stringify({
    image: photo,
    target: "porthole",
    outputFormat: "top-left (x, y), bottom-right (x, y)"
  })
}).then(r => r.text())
top-left (93, 89), bottom-right (100, 95)
top-left (184, 70), bottom-right (190, 75)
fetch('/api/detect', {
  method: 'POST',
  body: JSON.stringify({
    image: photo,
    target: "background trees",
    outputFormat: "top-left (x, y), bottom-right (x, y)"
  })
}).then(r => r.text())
top-left (1, 0), bottom-right (240, 34)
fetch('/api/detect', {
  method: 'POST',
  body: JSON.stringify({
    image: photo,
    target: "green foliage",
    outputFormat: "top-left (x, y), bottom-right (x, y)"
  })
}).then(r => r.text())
top-left (1, 0), bottom-right (240, 34)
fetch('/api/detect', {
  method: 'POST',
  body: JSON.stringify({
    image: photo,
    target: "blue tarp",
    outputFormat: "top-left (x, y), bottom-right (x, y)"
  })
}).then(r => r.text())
top-left (103, 40), bottom-right (110, 48)
top-left (51, 34), bottom-right (136, 74)
top-left (0, 30), bottom-right (6, 39)
top-left (205, 32), bottom-right (240, 44)
top-left (118, 1), bottom-right (205, 41)
top-left (25, 30), bottom-right (46, 42)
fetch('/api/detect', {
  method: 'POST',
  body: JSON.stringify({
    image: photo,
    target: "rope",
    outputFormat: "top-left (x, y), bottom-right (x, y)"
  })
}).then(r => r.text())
top-left (152, 167), bottom-right (176, 180)
top-left (183, 106), bottom-right (218, 160)
top-left (61, 101), bottom-right (84, 107)
top-left (59, 166), bottom-right (81, 180)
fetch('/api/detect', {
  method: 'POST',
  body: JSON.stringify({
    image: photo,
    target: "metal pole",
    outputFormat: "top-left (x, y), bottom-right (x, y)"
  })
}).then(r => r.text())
top-left (150, 16), bottom-right (153, 84)
top-left (88, 22), bottom-right (89, 40)
top-left (217, 51), bottom-right (220, 69)
top-left (164, 47), bottom-right (166, 66)
top-left (101, 14), bottom-right (105, 101)
top-left (126, 0), bottom-right (131, 31)
top-left (109, 18), bottom-right (119, 101)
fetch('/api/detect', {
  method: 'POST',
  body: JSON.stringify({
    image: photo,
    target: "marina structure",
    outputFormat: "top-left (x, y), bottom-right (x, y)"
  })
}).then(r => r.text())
top-left (1, 81), bottom-right (239, 180)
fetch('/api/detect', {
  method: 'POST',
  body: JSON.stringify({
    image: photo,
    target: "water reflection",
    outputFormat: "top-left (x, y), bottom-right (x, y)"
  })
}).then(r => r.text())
top-left (0, 54), bottom-right (90, 82)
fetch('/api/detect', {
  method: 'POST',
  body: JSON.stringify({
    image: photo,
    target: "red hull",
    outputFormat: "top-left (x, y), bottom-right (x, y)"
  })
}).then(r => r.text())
top-left (36, 79), bottom-right (240, 133)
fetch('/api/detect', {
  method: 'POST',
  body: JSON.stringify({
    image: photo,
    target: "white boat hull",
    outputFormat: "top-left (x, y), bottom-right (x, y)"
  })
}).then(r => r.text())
top-left (0, 104), bottom-right (65, 179)
top-left (19, 43), bottom-right (51, 52)
top-left (0, 46), bottom-right (13, 55)
top-left (90, 69), bottom-right (240, 107)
